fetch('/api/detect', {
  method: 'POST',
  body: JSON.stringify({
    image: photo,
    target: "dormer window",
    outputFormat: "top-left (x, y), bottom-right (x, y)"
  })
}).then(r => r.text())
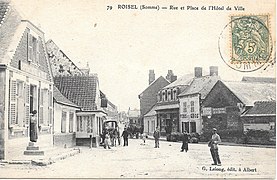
top-left (168, 90), bottom-right (171, 101)
top-left (165, 90), bottom-right (168, 101)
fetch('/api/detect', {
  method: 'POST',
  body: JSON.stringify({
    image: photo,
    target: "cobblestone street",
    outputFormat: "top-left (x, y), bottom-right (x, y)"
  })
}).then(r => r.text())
top-left (0, 139), bottom-right (275, 178)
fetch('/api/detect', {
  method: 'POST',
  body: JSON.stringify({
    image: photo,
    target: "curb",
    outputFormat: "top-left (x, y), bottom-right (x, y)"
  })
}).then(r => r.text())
top-left (0, 148), bottom-right (81, 166)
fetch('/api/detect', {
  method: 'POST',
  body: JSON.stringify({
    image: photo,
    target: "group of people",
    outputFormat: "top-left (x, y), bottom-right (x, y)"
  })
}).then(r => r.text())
top-left (102, 127), bottom-right (130, 149)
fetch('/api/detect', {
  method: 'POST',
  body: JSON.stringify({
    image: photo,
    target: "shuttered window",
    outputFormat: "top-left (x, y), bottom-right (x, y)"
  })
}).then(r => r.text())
top-left (39, 88), bottom-right (44, 125)
top-left (25, 84), bottom-right (30, 125)
top-left (9, 79), bottom-right (17, 126)
top-left (48, 90), bottom-right (53, 125)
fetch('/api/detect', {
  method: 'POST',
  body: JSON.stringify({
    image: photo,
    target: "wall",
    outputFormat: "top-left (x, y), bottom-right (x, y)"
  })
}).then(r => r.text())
top-left (53, 133), bottom-right (76, 148)
top-left (144, 115), bottom-right (156, 135)
top-left (179, 94), bottom-right (202, 133)
top-left (139, 77), bottom-right (169, 117)
top-left (0, 69), bottom-right (6, 159)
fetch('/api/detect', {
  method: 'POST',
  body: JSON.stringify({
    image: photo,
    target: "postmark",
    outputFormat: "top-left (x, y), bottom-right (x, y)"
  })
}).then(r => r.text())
top-left (218, 15), bottom-right (273, 72)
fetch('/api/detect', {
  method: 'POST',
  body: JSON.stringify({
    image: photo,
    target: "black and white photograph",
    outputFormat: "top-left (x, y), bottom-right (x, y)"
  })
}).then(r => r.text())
top-left (0, 0), bottom-right (276, 178)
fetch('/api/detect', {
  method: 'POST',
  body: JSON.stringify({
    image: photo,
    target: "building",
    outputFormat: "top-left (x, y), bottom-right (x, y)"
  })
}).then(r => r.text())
top-left (138, 70), bottom-right (170, 129)
top-left (201, 80), bottom-right (276, 141)
top-left (178, 66), bottom-right (220, 134)
top-left (0, 2), bottom-right (54, 159)
top-left (127, 108), bottom-right (140, 125)
top-left (155, 73), bottom-right (194, 136)
top-left (241, 101), bottom-right (276, 132)
top-left (53, 86), bottom-right (80, 148)
top-left (100, 91), bottom-right (118, 122)
top-left (54, 75), bottom-right (107, 147)
top-left (143, 105), bottom-right (157, 136)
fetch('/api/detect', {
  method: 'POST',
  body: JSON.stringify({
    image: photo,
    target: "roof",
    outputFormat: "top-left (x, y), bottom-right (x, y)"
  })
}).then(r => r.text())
top-left (128, 109), bottom-right (140, 117)
top-left (179, 75), bottom-right (220, 99)
top-left (54, 75), bottom-right (99, 111)
top-left (163, 73), bottom-right (194, 89)
top-left (144, 105), bottom-right (157, 117)
top-left (53, 86), bottom-right (79, 108)
top-left (242, 101), bottom-right (276, 116)
top-left (242, 76), bottom-right (276, 84)
top-left (0, 2), bottom-right (21, 63)
top-left (223, 81), bottom-right (276, 106)
top-left (139, 76), bottom-right (170, 96)
top-left (46, 39), bottom-right (85, 77)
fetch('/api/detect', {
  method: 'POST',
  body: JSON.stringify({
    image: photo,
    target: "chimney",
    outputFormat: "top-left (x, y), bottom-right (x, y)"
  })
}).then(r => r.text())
top-left (194, 67), bottom-right (202, 78)
top-left (166, 70), bottom-right (177, 83)
top-left (149, 70), bottom-right (155, 85)
top-left (209, 66), bottom-right (218, 76)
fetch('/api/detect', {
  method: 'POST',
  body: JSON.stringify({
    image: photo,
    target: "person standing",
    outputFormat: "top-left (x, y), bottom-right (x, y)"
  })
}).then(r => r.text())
top-left (181, 130), bottom-right (189, 152)
top-left (121, 127), bottom-right (129, 146)
top-left (208, 128), bottom-right (221, 166)
top-left (153, 127), bottom-right (160, 148)
top-left (30, 110), bottom-right (38, 142)
top-left (104, 132), bottom-right (111, 149)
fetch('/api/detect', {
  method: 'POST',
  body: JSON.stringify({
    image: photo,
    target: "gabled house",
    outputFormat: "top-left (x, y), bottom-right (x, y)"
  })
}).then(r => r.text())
top-left (178, 66), bottom-right (220, 134)
top-left (0, 2), bottom-right (54, 159)
top-left (201, 80), bottom-right (276, 141)
top-left (155, 73), bottom-right (194, 136)
top-left (54, 75), bottom-right (107, 147)
top-left (53, 86), bottom-right (80, 148)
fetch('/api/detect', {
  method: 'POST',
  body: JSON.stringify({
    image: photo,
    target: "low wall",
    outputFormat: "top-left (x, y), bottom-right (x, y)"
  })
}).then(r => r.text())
top-left (76, 136), bottom-right (101, 147)
top-left (53, 133), bottom-right (76, 148)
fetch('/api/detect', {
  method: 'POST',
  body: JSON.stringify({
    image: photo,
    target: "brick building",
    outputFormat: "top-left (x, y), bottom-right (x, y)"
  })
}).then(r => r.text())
top-left (0, 2), bottom-right (54, 159)
top-left (139, 70), bottom-right (170, 128)
top-left (202, 80), bottom-right (276, 142)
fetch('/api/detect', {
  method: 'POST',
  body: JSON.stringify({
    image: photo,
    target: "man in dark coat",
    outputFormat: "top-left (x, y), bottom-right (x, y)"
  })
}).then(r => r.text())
top-left (121, 127), bottom-right (129, 146)
top-left (153, 127), bottom-right (160, 148)
top-left (181, 130), bottom-right (189, 152)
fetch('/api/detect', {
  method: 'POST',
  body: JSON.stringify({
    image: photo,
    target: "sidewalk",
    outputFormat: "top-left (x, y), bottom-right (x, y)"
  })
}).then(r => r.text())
top-left (0, 146), bottom-right (81, 166)
top-left (147, 136), bottom-right (276, 149)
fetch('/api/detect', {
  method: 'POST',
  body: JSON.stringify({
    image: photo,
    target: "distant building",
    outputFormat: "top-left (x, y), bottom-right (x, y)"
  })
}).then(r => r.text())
top-left (127, 108), bottom-right (140, 125)
top-left (179, 66), bottom-right (220, 134)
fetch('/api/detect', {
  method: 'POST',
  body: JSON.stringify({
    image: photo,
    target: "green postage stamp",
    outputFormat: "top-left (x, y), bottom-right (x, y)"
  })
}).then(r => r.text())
top-left (229, 15), bottom-right (272, 71)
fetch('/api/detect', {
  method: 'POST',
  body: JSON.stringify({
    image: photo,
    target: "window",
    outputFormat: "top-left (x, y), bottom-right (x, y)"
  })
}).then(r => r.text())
top-left (61, 111), bottom-right (67, 133)
top-left (28, 34), bottom-right (39, 63)
top-left (170, 89), bottom-right (173, 100)
top-left (69, 112), bottom-right (74, 133)
top-left (190, 122), bottom-right (196, 133)
top-left (190, 101), bottom-right (195, 112)
top-left (183, 102), bottom-right (187, 113)
top-left (165, 90), bottom-right (168, 101)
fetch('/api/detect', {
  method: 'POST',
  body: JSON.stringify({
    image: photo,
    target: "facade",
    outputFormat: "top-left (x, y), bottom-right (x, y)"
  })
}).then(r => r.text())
top-left (127, 108), bottom-right (140, 125)
top-left (0, 3), bottom-right (54, 160)
top-left (155, 73), bottom-right (194, 136)
top-left (143, 105), bottom-right (157, 136)
top-left (101, 91), bottom-right (118, 122)
top-left (54, 75), bottom-right (107, 147)
top-left (178, 67), bottom-right (220, 134)
top-left (53, 86), bottom-right (80, 148)
top-left (241, 101), bottom-right (276, 132)
top-left (202, 80), bottom-right (276, 141)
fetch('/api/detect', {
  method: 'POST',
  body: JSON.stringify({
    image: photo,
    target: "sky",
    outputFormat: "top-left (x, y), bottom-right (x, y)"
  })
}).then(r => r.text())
top-left (11, 0), bottom-right (275, 111)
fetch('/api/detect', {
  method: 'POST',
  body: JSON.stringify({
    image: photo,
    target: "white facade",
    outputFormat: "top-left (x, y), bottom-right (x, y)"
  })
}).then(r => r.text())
top-left (179, 94), bottom-right (202, 134)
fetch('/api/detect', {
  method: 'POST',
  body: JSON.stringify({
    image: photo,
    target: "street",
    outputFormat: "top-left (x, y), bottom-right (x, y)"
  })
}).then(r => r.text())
top-left (0, 139), bottom-right (275, 178)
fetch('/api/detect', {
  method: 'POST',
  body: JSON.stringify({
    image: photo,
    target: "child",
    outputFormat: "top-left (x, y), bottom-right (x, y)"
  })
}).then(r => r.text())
top-left (142, 133), bottom-right (146, 145)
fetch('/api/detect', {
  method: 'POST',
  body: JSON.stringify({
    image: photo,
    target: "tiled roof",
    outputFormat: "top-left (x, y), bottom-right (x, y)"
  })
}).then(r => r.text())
top-left (53, 86), bottom-right (79, 108)
top-left (223, 81), bottom-right (276, 106)
top-left (0, 2), bottom-right (21, 62)
top-left (242, 101), bottom-right (276, 116)
top-left (179, 75), bottom-right (220, 99)
top-left (0, 2), bottom-right (9, 26)
top-left (46, 39), bottom-right (85, 76)
top-left (163, 73), bottom-right (194, 89)
top-left (54, 75), bottom-right (99, 111)
top-left (242, 76), bottom-right (276, 84)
